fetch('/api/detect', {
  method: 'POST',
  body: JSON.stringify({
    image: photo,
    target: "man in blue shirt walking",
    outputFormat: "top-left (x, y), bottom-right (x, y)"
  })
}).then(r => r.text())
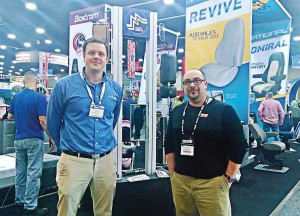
top-left (47, 38), bottom-right (122, 216)
top-left (8, 71), bottom-right (54, 216)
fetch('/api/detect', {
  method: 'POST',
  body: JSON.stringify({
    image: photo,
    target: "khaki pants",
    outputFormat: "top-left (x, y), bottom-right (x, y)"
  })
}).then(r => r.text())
top-left (170, 172), bottom-right (231, 216)
top-left (56, 152), bottom-right (116, 216)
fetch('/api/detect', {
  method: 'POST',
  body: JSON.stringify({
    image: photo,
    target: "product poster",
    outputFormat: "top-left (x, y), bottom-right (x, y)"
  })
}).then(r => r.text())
top-left (250, 0), bottom-right (291, 113)
top-left (185, 0), bottom-right (252, 123)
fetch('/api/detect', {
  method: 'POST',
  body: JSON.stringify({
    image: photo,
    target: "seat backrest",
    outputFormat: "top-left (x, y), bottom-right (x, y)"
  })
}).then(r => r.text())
top-left (261, 52), bottom-right (285, 83)
top-left (248, 123), bottom-right (267, 146)
top-left (249, 111), bottom-right (258, 123)
top-left (215, 18), bottom-right (245, 67)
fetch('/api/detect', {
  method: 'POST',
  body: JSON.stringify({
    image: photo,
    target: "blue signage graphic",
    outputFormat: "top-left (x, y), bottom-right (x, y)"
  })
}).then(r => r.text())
top-left (123, 8), bottom-right (150, 39)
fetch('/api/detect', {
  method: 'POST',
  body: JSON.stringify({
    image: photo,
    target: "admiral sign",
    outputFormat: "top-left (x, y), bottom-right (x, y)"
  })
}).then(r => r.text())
top-left (123, 8), bottom-right (150, 39)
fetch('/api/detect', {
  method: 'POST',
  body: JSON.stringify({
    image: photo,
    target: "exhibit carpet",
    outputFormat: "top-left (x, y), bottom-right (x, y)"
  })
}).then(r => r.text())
top-left (231, 143), bottom-right (300, 216)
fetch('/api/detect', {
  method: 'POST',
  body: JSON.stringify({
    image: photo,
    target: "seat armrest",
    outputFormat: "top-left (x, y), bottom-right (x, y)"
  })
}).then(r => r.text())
top-left (266, 132), bottom-right (278, 138)
top-left (252, 74), bottom-right (263, 78)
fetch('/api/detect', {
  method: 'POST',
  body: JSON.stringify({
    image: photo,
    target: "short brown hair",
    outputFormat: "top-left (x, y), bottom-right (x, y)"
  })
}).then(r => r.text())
top-left (83, 38), bottom-right (108, 55)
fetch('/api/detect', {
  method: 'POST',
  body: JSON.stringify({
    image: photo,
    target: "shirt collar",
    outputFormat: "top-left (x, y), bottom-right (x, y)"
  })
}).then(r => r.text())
top-left (82, 67), bottom-right (107, 85)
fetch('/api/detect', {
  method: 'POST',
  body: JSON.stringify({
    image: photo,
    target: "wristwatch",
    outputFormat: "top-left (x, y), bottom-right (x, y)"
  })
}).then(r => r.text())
top-left (224, 174), bottom-right (235, 183)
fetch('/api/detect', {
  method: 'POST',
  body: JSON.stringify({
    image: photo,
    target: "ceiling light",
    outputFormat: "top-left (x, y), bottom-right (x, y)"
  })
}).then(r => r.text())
top-left (45, 39), bottom-right (52, 44)
top-left (19, 69), bottom-right (23, 72)
top-left (12, 60), bottom-right (16, 64)
top-left (24, 42), bottom-right (31, 47)
top-left (178, 59), bottom-right (182, 63)
top-left (54, 76), bottom-right (58, 80)
top-left (60, 69), bottom-right (64, 72)
top-left (0, 71), bottom-right (3, 74)
top-left (25, 2), bottom-right (37, 10)
top-left (163, 0), bottom-right (174, 5)
top-left (122, 55), bottom-right (126, 59)
top-left (55, 49), bottom-right (61, 52)
top-left (7, 34), bottom-right (16, 39)
top-left (30, 68), bottom-right (35, 70)
top-left (9, 70), bottom-right (12, 72)
top-left (36, 28), bottom-right (45, 34)
top-left (11, 66), bottom-right (15, 69)
top-left (138, 58), bottom-right (143, 62)
top-left (178, 66), bottom-right (182, 70)
top-left (0, 67), bottom-right (3, 70)
top-left (0, 55), bottom-right (5, 59)
top-left (294, 36), bottom-right (300, 41)
top-left (178, 48), bottom-right (184, 53)
top-left (0, 62), bottom-right (4, 65)
top-left (15, 72), bottom-right (21, 75)
top-left (0, 45), bottom-right (7, 49)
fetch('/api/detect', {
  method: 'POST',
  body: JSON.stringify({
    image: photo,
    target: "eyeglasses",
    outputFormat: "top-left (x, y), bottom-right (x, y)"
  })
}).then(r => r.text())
top-left (183, 78), bottom-right (206, 86)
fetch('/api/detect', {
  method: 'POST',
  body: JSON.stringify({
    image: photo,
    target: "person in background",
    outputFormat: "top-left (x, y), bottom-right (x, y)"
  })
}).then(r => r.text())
top-left (164, 68), bottom-right (247, 216)
top-left (0, 99), bottom-right (9, 120)
top-left (8, 71), bottom-right (54, 216)
top-left (291, 98), bottom-right (299, 108)
top-left (122, 90), bottom-right (137, 121)
top-left (122, 90), bottom-right (137, 143)
top-left (172, 95), bottom-right (184, 110)
top-left (258, 92), bottom-right (284, 141)
top-left (47, 38), bottom-right (122, 216)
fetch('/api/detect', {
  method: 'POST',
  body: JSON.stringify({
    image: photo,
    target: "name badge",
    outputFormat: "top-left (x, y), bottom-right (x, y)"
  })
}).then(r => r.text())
top-left (89, 104), bottom-right (105, 118)
top-left (181, 145), bottom-right (194, 156)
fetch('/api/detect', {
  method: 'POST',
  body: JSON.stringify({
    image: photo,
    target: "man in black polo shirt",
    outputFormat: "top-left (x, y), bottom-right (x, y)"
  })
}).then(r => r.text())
top-left (164, 69), bottom-right (247, 216)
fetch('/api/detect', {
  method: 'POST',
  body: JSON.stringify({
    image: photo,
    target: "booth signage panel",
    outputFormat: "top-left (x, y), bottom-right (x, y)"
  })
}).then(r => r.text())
top-left (123, 8), bottom-right (150, 39)
top-left (185, 0), bottom-right (251, 123)
top-left (15, 51), bottom-right (39, 63)
top-left (250, 0), bottom-right (291, 114)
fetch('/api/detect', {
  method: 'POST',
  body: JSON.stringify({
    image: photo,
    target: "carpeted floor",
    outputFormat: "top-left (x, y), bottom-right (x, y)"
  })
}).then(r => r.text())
top-left (230, 143), bottom-right (300, 216)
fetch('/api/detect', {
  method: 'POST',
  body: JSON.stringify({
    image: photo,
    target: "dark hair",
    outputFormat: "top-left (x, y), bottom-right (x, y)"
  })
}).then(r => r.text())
top-left (83, 38), bottom-right (108, 56)
top-left (266, 92), bottom-right (273, 98)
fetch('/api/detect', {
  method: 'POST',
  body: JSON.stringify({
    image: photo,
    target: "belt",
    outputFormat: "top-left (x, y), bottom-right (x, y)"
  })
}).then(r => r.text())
top-left (62, 150), bottom-right (111, 159)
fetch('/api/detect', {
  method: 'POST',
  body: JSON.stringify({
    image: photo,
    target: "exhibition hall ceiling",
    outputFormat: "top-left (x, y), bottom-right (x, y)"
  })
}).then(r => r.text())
top-left (0, 0), bottom-right (299, 76)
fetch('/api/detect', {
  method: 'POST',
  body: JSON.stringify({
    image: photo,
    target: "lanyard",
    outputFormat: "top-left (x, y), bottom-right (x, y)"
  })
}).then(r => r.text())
top-left (80, 72), bottom-right (106, 105)
top-left (181, 97), bottom-right (210, 137)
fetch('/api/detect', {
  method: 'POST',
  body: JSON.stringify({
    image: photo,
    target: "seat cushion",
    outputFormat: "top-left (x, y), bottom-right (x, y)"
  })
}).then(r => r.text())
top-left (263, 141), bottom-right (285, 151)
top-left (252, 82), bottom-right (274, 94)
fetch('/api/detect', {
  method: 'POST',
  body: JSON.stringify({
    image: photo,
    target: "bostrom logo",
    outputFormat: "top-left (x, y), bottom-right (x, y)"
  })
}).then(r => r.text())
top-left (73, 33), bottom-right (85, 54)
top-left (74, 12), bottom-right (99, 23)
top-left (126, 10), bottom-right (148, 34)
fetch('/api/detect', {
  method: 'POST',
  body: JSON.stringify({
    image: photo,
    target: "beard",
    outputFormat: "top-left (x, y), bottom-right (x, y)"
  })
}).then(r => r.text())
top-left (186, 87), bottom-right (203, 104)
